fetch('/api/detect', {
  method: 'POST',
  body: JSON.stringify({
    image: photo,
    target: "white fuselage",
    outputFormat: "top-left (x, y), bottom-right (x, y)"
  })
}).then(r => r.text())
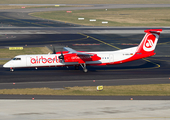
top-left (3, 47), bottom-right (137, 68)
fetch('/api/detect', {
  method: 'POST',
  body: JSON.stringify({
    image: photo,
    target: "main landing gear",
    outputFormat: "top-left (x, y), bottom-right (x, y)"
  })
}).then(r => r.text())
top-left (80, 63), bottom-right (88, 73)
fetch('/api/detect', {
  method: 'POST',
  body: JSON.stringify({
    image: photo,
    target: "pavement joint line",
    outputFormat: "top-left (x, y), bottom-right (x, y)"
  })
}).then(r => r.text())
top-left (0, 77), bottom-right (169, 85)
top-left (97, 65), bottom-right (160, 71)
top-left (78, 33), bottom-right (121, 50)
top-left (44, 117), bottom-right (170, 120)
top-left (48, 37), bottom-right (88, 43)
top-left (143, 58), bottom-right (160, 68)
top-left (158, 41), bottom-right (170, 45)
top-left (0, 15), bottom-right (51, 27)
top-left (147, 58), bottom-right (170, 62)
top-left (3, 37), bottom-right (88, 45)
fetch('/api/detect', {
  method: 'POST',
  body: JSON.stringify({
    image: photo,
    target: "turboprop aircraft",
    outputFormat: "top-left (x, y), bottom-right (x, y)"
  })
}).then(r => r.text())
top-left (3, 29), bottom-right (162, 72)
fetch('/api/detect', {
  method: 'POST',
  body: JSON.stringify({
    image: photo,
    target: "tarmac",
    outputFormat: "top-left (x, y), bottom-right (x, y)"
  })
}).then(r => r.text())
top-left (0, 4), bottom-right (170, 120)
top-left (0, 100), bottom-right (170, 120)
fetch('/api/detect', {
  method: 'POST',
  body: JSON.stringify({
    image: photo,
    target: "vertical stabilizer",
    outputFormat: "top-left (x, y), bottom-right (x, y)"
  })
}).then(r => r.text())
top-left (136, 29), bottom-right (162, 54)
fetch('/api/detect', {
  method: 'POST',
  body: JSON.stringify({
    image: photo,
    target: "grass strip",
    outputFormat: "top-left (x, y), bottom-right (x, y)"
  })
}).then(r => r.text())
top-left (1, 84), bottom-right (170, 96)
top-left (0, 60), bottom-right (9, 65)
top-left (0, 47), bottom-right (52, 65)
top-left (30, 7), bottom-right (170, 27)
top-left (0, 47), bottom-right (51, 58)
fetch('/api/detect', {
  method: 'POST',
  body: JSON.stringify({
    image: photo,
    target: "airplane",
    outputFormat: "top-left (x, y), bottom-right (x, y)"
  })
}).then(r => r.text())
top-left (3, 29), bottom-right (162, 72)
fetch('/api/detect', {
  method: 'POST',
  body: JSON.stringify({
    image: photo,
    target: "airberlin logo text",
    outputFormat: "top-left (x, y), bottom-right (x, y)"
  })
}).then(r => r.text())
top-left (30, 56), bottom-right (59, 64)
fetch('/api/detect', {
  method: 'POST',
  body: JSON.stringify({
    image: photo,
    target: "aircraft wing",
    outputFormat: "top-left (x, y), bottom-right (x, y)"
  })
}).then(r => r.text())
top-left (63, 47), bottom-right (93, 56)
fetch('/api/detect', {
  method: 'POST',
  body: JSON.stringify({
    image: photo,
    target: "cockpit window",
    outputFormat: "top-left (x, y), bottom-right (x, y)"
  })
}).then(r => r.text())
top-left (13, 58), bottom-right (21, 60)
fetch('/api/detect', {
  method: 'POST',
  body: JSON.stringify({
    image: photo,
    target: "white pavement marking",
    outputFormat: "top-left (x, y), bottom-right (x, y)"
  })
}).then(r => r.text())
top-left (0, 100), bottom-right (170, 120)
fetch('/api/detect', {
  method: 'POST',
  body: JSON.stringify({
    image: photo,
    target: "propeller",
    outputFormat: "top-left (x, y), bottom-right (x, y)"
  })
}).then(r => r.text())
top-left (52, 45), bottom-right (64, 61)
top-left (58, 51), bottom-right (64, 60)
top-left (52, 45), bottom-right (56, 54)
top-left (58, 47), bottom-right (65, 61)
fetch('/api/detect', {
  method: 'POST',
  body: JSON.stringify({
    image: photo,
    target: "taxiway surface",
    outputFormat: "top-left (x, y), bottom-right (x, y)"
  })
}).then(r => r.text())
top-left (1, 4), bottom-right (170, 28)
top-left (0, 4), bottom-right (170, 100)
top-left (0, 33), bottom-right (170, 87)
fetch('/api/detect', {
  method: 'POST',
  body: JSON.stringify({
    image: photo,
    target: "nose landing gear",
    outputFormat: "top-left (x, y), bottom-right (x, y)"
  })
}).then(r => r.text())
top-left (10, 67), bottom-right (14, 72)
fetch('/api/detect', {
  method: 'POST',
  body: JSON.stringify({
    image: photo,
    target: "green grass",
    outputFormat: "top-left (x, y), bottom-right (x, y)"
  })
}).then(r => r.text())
top-left (0, 47), bottom-right (52, 65)
top-left (1, 84), bottom-right (170, 96)
top-left (0, 0), bottom-right (170, 4)
top-left (30, 7), bottom-right (170, 27)
top-left (0, 60), bottom-right (8, 65)
top-left (0, 47), bottom-right (51, 58)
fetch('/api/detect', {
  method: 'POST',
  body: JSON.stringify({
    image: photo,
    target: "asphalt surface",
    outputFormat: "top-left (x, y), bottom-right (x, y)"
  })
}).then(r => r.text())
top-left (1, 34), bottom-right (170, 84)
top-left (2, 100), bottom-right (170, 120)
top-left (1, 33), bottom-right (170, 100)
top-left (1, 27), bottom-right (170, 34)
top-left (0, 4), bottom-right (170, 28)
top-left (1, 4), bottom-right (170, 13)
top-left (1, 95), bottom-right (170, 100)
top-left (0, 4), bottom-right (170, 100)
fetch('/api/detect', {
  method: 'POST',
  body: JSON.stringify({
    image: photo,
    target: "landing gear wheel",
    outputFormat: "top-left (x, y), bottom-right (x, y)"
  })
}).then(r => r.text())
top-left (83, 68), bottom-right (88, 73)
top-left (10, 69), bottom-right (14, 72)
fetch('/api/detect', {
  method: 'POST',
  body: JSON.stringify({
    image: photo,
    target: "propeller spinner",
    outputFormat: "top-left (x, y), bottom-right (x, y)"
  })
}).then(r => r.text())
top-left (58, 52), bottom-right (64, 60)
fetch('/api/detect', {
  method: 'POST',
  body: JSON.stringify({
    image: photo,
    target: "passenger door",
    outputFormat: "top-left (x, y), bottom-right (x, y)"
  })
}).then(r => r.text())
top-left (109, 54), bottom-right (114, 63)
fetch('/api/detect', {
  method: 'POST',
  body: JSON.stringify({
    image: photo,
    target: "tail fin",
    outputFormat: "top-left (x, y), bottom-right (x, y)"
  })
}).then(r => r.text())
top-left (136, 29), bottom-right (162, 55)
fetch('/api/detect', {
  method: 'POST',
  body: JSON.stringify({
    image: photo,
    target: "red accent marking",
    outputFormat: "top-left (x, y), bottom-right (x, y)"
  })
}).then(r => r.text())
top-left (64, 54), bottom-right (101, 63)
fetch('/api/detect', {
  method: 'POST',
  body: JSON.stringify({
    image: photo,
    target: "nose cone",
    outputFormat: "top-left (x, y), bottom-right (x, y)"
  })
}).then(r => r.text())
top-left (3, 62), bottom-right (10, 68)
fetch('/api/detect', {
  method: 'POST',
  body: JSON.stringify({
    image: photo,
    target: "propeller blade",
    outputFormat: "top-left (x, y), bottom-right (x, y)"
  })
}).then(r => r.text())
top-left (52, 46), bottom-right (56, 54)
top-left (58, 49), bottom-right (64, 60)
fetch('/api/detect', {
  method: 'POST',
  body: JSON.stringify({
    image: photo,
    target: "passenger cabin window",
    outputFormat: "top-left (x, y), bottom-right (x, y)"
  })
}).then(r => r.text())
top-left (13, 58), bottom-right (21, 60)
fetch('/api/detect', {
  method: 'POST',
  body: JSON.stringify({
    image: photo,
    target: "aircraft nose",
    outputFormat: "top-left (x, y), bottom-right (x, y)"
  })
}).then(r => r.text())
top-left (3, 62), bottom-right (10, 68)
